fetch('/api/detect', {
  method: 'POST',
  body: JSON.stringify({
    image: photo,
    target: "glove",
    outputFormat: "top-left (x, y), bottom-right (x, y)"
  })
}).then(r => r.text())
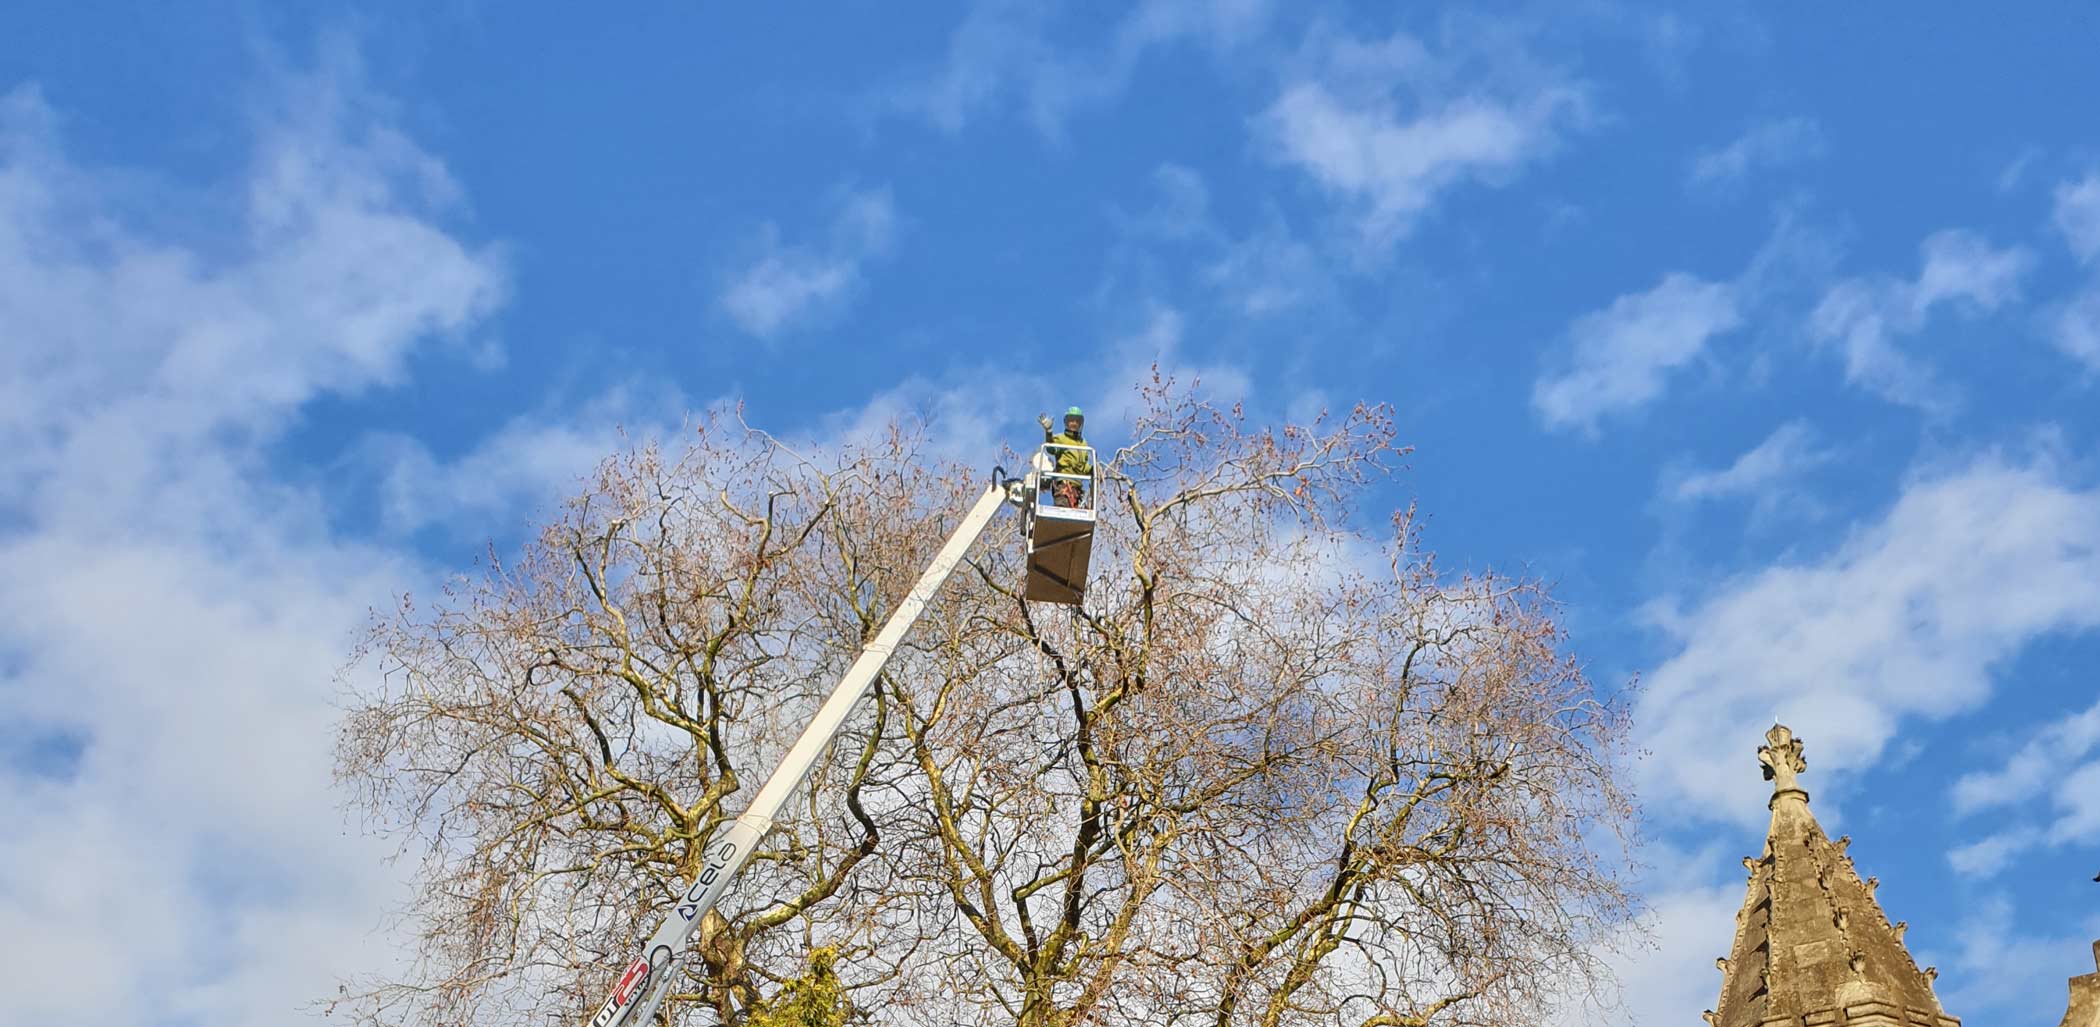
top-left (1038, 413), bottom-right (1053, 430)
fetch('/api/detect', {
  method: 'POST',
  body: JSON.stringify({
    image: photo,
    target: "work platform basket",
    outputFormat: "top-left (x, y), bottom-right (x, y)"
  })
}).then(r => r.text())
top-left (1022, 441), bottom-right (1096, 605)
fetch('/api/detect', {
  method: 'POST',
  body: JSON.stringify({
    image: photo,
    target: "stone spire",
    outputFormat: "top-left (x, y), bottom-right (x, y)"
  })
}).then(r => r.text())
top-left (2061, 940), bottom-right (2100, 1027)
top-left (1704, 725), bottom-right (1958, 1027)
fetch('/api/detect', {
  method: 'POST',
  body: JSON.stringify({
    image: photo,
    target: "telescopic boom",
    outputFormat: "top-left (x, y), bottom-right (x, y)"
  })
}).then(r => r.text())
top-left (583, 479), bottom-right (1016, 1027)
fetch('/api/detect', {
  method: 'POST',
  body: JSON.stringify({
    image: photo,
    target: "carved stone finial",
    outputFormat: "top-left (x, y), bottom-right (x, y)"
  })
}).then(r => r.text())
top-left (1702, 1011), bottom-right (1719, 1026)
top-left (1893, 921), bottom-right (1907, 940)
top-left (1865, 876), bottom-right (1879, 897)
top-left (1760, 723), bottom-right (1808, 794)
top-left (1716, 956), bottom-right (1730, 972)
top-left (1834, 834), bottom-right (1851, 855)
top-left (1924, 966), bottom-right (1938, 982)
top-left (1743, 855), bottom-right (1759, 872)
top-left (1850, 951), bottom-right (1868, 974)
top-left (1834, 909), bottom-right (1849, 930)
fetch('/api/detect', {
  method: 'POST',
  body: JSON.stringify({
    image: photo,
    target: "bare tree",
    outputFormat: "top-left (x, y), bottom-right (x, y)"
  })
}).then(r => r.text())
top-left (334, 377), bottom-right (1639, 1027)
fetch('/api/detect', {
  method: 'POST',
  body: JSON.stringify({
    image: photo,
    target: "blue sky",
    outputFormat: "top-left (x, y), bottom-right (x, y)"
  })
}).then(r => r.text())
top-left (4, 3), bottom-right (2100, 1025)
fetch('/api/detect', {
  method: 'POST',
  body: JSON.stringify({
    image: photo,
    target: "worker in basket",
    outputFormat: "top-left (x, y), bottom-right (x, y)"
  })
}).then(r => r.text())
top-left (1038, 406), bottom-right (1093, 507)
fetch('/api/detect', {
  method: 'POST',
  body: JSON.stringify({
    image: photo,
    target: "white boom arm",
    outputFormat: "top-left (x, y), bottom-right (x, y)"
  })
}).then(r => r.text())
top-left (584, 480), bottom-right (1014, 1027)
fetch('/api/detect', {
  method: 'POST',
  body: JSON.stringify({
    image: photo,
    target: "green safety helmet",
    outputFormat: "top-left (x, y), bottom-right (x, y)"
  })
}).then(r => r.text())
top-left (1064, 406), bottom-right (1084, 420)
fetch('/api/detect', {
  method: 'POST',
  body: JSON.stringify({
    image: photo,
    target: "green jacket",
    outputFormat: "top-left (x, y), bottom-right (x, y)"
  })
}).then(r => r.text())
top-left (1043, 429), bottom-right (1093, 477)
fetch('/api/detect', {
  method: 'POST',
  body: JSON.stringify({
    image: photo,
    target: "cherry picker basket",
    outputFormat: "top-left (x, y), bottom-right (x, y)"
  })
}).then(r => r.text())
top-left (1021, 441), bottom-right (1095, 605)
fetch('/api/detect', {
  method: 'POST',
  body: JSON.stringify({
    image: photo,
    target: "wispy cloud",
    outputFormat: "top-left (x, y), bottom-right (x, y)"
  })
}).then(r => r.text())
top-left (1946, 829), bottom-right (2042, 878)
top-left (1111, 162), bottom-right (1345, 325)
top-left (1809, 229), bottom-right (2032, 411)
top-left (1532, 272), bottom-right (1742, 434)
top-left (1255, 25), bottom-right (1587, 245)
top-left (1140, 163), bottom-right (1213, 239)
top-left (1929, 896), bottom-right (2100, 1024)
top-left (719, 187), bottom-right (897, 338)
top-left (2048, 174), bottom-right (2100, 371)
top-left (1546, 844), bottom-right (1745, 1027)
top-left (883, 0), bottom-right (1271, 141)
top-left (1945, 695), bottom-right (2100, 878)
top-left (1954, 696), bottom-right (2100, 814)
top-left (0, 49), bottom-right (505, 1027)
top-left (1530, 212), bottom-right (1836, 436)
top-left (0, 85), bottom-right (503, 496)
top-left (360, 381), bottom-right (691, 538)
top-left (2053, 174), bottom-right (2100, 263)
top-left (2050, 290), bottom-right (2100, 372)
top-left (1687, 117), bottom-right (1824, 193)
top-left (1670, 420), bottom-right (1836, 510)
top-left (1633, 455), bottom-right (2100, 829)
top-left (1200, 215), bottom-right (1335, 318)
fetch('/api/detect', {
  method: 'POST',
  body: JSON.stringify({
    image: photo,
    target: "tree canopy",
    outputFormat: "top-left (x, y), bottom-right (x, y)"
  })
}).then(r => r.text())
top-left (335, 378), bottom-right (1641, 1027)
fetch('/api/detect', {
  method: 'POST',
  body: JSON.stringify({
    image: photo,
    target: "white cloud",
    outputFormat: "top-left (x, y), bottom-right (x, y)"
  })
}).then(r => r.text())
top-left (1259, 84), bottom-right (1540, 231)
top-left (890, 1), bottom-right (1054, 135)
top-left (1530, 212), bottom-right (1836, 436)
top-left (721, 249), bottom-right (853, 335)
top-left (1997, 147), bottom-right (2044, 193)
top-left (1096, 304), bottom-right (1255, 427)
top-left (1912, 229), bottom-right (2030, 310)
top-left (794, 372), bottom-right (1031, 474)
top-left (719, 187), bottom-right (897, 338)
top-left (0, 54), bottom-right (505, 1027)
top-left (362, 381), bottom-right (691, 537)
top-left (1928, 895), bottom-right (2100, 1025)
top-left (1687, 117), bottom-right (1824, 192)
top-left (1952, 696), bottom-right (2100, 814)
top-left (1255, 28), bottom-right (1585, 243)
top-left (1808, 229), bottom-right (2032, 411)
top-left (1809, 282), bottom-right (1949, 410)
top-left (2047, 175), bottom-right (2100, 372)
top-left (1120, 0), bottom-right (1270, 53)
top-left (762, 306), bottom-right (1251, 480)
top-left (1947, 828), bottom-right (2042, 878)
top-left (1673, 421), bottom-right (1833, 503)
top-left (2054, 174), bottom-right (2100, 264)
top-left (1121, 163), bottom-right (1343, 322)
top-left (1201, 214), bottom-right (1334, 317)
top-left (1947, 695), bottom-right (2100, 879)
top-left (1547, 841), bottom-right (1745, 1027)
top-left (2047, 759), bottom-right (2100, 842)
top-left (0, 83), bottom-right (504, 502)
top-left (1531, 272), bottom-right (1741, 434)
top-left (1143, 163), bottom-right (1213, 239)
top-left (762, 299), bottom-right (1261, 484)
top-left (1633, 456), bottom-right (2100, 829)
top-left (2050, 288), bottom-right (2100, 371)
top-left (885, 0), bottom-right (1271, 140)
top-left (1561, 882), bottom-right (1742, 1027)
top-left (1621, 886), bottom-right (1746, 1025)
